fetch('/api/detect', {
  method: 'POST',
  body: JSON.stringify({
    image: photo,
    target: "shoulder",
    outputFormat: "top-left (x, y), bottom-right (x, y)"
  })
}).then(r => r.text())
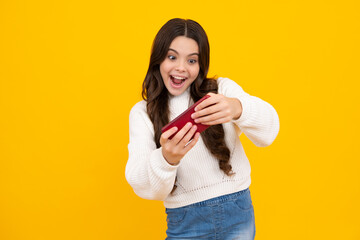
top-left (129, 100), bottom-right (155, 133)
top-left (216, 77), bottom-right (245, 95)
top-left (129, 100), bottom-right (149, 122)
top-left (130, 100), bottom-right (147, 113)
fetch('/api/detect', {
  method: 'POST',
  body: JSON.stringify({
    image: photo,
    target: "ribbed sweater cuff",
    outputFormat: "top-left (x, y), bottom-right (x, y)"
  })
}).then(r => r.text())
top-left (150, 148), bottom-right (179, 178)
top-left (232, 95), bottom-right (253, 127)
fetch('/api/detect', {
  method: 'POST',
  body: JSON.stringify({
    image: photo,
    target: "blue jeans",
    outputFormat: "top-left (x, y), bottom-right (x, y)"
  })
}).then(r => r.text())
top-left (165, 188), bottom-right (255, 240)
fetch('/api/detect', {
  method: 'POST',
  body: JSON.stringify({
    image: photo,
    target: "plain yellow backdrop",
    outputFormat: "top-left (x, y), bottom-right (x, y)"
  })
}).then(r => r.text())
top-left (1, 0), bottom-right (359, 239)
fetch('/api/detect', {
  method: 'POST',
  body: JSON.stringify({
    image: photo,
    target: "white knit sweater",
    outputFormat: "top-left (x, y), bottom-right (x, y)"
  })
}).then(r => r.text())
top-left (125, 77), bottom-right (279, 208)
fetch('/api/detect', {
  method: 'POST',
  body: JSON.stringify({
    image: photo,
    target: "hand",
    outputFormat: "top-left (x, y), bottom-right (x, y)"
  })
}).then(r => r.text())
top-left (191, 93), bottom-right (243, 125)
top-left (160, 122), bottom-right (200, 165)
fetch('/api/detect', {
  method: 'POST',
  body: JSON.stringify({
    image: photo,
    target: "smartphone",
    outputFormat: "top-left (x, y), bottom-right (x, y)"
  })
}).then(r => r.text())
top-left (161, 95), bottom-right (211, 140)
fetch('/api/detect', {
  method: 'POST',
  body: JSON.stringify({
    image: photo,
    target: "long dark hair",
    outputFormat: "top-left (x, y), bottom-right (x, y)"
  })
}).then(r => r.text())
top-left (142, 18), bottom-right (234, 177)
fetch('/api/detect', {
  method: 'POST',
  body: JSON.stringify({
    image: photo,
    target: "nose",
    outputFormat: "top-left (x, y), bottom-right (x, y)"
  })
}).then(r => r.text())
top-left (175, 61), bottom-right (186, 72)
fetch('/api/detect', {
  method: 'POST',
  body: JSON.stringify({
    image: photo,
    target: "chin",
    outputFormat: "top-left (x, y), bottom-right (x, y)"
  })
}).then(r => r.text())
top-left (168, 88), bottom-right (186, 96)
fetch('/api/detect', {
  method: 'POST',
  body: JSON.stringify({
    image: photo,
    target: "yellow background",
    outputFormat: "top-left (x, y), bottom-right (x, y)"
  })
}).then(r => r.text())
top-left (1, 0), bottom-right (359, 239)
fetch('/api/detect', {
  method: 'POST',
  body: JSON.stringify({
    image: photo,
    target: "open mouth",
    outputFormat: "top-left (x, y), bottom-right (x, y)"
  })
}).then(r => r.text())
top-left (170, 75), bottom-right (187, 88)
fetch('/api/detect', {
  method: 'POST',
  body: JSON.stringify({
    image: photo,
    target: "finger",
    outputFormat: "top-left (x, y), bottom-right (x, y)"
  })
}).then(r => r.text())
top-left (179, 125), bottom-right (198, 147)
top-left (160, 127), bottom-right (178, 145)
top-left (192, 103), bottom-right (224, 120)
top-left (194, 94), bottom-right (220, 111)
top-left (172, 122), bottom-right (193, 143)
top-left (182, 132), bottom-right (201, 153)
top-left (194, 111), bottom-right (227, 124)
top-left (201, 116), bottom-right (232, 125)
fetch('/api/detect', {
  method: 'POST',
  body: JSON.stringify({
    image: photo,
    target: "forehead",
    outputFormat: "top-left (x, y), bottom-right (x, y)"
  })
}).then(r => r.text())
top-left (169, 36), bottom-right (199, 54)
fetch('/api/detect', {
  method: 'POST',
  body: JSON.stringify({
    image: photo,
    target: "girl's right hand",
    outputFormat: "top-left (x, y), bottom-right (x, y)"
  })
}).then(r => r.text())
top-left (160, 122), bottom-right (200, 166)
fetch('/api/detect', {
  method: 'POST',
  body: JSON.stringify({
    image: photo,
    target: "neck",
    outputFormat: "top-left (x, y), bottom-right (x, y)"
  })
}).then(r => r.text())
top-left (169, 87), bottom-right (191, 101)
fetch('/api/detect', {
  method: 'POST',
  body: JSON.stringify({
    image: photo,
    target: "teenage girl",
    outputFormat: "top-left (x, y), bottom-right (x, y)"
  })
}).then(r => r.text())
top-left (125, 18), bottom-right (279, 240)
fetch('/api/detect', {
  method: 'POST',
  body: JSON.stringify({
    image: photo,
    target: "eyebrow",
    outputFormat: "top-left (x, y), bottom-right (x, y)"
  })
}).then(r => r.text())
top-left (168, 48), bottom-right (199, 56)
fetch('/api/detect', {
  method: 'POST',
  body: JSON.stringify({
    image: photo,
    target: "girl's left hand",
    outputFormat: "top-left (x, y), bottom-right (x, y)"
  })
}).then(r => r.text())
top-left (191, 93), bottom-right (243, 125)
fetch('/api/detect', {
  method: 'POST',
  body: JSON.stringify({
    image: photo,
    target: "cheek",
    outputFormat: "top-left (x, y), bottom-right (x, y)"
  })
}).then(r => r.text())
top-left (160, 60), bottom-right (172, 74)
top-left (159, 63), bottom-right (165, 76)
top-left (190, 65), bottom-right (200, 78)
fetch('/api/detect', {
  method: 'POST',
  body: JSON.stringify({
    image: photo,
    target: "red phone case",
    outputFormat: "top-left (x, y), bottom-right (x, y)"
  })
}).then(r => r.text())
top-left (161, 95), bottom-right (211, 140)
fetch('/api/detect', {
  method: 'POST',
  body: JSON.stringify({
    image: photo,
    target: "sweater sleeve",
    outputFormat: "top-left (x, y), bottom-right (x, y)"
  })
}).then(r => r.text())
top-left (218, 77), bottom-right (280, 147)
top-left (125, 102), bottom-right (178, 200)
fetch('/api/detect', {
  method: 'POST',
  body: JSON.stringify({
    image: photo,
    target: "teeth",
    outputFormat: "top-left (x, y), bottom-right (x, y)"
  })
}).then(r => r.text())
top-left (172, 76), bottom-right (186, 80)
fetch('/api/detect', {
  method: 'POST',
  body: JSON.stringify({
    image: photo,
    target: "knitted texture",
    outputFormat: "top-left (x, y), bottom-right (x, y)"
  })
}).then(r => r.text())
top-left (125, 77), bottom-right (280, 208)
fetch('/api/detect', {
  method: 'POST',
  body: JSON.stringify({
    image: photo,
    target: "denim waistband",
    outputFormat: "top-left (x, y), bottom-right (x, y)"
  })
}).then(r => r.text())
top-left (171, 188), bottom-right (250, 209)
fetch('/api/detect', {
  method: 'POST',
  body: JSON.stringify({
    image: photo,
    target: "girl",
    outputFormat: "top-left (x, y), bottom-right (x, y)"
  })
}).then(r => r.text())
top-left (126, 18), bottom-right (279, 240)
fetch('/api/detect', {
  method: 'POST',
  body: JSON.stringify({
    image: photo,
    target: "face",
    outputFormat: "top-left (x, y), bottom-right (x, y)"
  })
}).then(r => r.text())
top-left (160, 36), bottom-right (200, 96)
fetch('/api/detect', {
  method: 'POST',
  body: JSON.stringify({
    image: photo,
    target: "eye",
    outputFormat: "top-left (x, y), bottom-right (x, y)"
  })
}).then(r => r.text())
top-left (188, 59), bottom-right (197, 64)
top-left (168, 55), bottom-right (176, 60)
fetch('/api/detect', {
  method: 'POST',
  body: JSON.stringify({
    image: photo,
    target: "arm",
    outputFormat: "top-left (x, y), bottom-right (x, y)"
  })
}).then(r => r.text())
top-left (125, 103), bottom-right (178, 200)
top-left (193, 78), bottom-right (280, 147)
top-left (125, 102), bottom-right (201, 200)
